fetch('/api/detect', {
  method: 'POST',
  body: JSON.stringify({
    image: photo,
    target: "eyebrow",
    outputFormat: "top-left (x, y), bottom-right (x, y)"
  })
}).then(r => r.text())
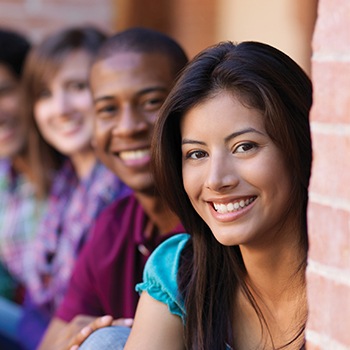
top-left (181, 127), bottom-right (265, 146)
top-left (224, 127), bottom-right (265, 143)
top-left (93, 86), bottom-right (168, 104)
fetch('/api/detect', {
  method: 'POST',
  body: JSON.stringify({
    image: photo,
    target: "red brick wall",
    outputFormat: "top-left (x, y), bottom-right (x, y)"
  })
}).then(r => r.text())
top-left (0, 0), bottom-right (115, 43)
top-left (306, 0), bottom-right (350, 348)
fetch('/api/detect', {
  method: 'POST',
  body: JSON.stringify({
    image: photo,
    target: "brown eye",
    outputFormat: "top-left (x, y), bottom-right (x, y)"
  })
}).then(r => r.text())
top-left (96, 104), bottom-right (118, 119)
top-left (72, 81), bottom-right (88, 90)
top-left (187, 150), bottom-right (207, 159)
top-left (235, 142), bottom-right (257, 153)
top-left (143, 98), bottom-right (164, 111)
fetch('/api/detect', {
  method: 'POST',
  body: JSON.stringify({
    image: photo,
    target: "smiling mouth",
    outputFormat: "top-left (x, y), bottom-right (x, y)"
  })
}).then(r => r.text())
top-left (57, 120), bottom-right (82, 133)
top-left (118, 148), bottom-right (151, 161)
top-left (0, 124), bottom-right (16, 139)
top-left (212, 197), bottom-right (256, 214)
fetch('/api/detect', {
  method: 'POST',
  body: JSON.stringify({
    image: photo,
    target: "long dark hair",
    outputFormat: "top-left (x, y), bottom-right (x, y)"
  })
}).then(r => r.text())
top-left (21, 26), bottom-right (106, 197)
top-left (152, 41), bottom-right (312, 349)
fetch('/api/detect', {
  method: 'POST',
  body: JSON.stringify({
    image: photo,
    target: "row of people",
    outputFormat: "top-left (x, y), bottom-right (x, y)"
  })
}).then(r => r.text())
top-left (0, 24), bottom-right (312, 350)
top-left (0, 26), bottom-right (129, 349)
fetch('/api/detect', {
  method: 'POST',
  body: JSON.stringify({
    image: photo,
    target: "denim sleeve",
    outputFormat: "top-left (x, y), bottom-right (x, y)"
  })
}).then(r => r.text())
top-left (136, 233), bottom-right (189, 322)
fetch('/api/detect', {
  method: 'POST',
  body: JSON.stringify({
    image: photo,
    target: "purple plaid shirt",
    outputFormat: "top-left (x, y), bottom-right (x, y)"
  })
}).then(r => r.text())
top-left (25, 159), bottom-right (128, 313)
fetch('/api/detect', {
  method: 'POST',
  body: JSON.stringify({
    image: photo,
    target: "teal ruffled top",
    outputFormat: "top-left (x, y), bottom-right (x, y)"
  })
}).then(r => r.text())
top-left (136, 233), bottom-right (190, 322)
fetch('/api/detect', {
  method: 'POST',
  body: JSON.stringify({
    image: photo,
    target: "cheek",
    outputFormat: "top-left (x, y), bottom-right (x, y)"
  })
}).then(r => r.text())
top-left (93, 131), bottom-right (106, 150)
top-left (257, 155), bottom-right (293, 201)
top-left (93, 123), bottom-right (110, 149)
top-left (146, 111), bottom-right (159, 125)
top-left (182, 165), bottom-right (201, 201)
top-left (3, 94), bottom-right (19, 114)
top-left (33, 103), bottom-right (49, 130)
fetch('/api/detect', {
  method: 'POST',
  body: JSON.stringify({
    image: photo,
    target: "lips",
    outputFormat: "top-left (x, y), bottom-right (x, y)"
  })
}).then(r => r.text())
top-left (0, 123), bottom-right (16, 142)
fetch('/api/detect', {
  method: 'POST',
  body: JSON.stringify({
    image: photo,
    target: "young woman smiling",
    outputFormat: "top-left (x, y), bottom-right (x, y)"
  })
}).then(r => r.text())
top-left (124, 41), bottom-right (312, 350)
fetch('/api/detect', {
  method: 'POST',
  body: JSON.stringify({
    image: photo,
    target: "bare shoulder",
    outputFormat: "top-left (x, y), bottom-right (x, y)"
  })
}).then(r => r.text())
top-left (125, 292), bottom-right (185, 350)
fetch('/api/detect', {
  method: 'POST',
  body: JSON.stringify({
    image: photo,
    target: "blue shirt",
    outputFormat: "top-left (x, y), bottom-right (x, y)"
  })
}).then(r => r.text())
top-left (136, 233), bottom-right (189, 321)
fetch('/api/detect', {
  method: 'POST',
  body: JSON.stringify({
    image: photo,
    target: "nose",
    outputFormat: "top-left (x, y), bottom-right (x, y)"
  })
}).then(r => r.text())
top-left (111, 105), bottom-right (148, 137)
top-left (204, 154), bottom-right (239, 192)
top-left (53, 91), bottom-right (72, 117)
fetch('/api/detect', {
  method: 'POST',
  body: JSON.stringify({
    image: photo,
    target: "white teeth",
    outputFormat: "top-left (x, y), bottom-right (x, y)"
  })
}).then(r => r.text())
top-left (119, 148), bottom-right (150, 160)
top-left (213, 197), bottom-right (255, 214)
top-left (58, 120), bottom-right (80, 132)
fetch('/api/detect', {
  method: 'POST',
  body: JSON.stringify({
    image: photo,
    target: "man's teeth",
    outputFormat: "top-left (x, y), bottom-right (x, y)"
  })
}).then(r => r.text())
top-left (119, 149), bottom-right (150, 160)
top-left (213, 197), bottom-right (255, 214)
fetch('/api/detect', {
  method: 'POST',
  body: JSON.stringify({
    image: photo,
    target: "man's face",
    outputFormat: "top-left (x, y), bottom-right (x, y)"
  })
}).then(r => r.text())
top-left (90, 52), bottom-right (175, 195)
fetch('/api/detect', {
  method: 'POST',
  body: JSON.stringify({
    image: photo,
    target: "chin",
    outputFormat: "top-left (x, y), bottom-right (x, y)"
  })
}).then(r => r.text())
top-left (211, 231), bottom-right (244, 247)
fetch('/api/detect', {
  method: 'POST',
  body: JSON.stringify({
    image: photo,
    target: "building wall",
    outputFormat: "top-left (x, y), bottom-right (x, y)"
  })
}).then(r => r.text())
top-left (216, 0), bottom-right (318, 75)
top-left (0, 0), bottom-right (114, 43)
top-left (306, 0), bottom-right (350, 348)
top-left (114, 0), bottom-right (217, 59)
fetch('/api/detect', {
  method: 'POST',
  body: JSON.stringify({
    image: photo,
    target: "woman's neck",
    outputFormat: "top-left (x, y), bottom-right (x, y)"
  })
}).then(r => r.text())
top-left (69, 148), bottom-right (97, 179)
top-left (11, 153), bottom-right (32, 180)
top-left (233, 285), bottom-right (306, 350)
top-left (233, 226), bottom-right (307, 350)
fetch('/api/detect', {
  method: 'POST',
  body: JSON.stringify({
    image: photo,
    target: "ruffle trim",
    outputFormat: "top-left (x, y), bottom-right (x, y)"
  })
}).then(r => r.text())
top-left (136, 280), bottom-right (185, 322)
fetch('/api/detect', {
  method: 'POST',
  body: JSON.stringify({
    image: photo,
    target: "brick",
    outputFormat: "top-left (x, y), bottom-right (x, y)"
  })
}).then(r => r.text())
top-left (307, 271), bottom-right (350, 346)
top-left (308, 132), bottom-right (350, 199)
top-left (313, 0), bottom-right (350, 54)
top-left (307, 202), bottom-right (350, 269)
top-left (311, 61), bottom-right (350, 124)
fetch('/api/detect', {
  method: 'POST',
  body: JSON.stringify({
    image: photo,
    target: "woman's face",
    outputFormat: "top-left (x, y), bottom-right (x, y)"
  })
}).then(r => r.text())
top-left (34, 50), bottom-right (94, 157)
top-left (0, 63), bottom-right (25, 159)
top-left (181, 91), bottom-right (294, 248)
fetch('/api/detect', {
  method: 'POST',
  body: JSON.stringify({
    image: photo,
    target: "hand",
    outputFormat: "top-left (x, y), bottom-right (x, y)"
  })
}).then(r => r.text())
top-left (67, 315), bottom-right (133, 350)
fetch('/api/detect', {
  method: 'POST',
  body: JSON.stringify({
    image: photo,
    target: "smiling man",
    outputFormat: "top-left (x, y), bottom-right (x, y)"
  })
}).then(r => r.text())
top-left (37, 28), bottom-right (188, 350)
